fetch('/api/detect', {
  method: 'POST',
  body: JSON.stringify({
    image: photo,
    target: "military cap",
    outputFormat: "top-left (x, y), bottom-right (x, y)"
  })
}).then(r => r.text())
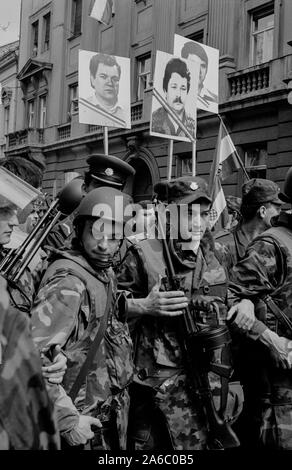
top-left (241, 178), bottom-right (283, 206)
top-left (154, 176), bottom-right (212, 205)
top-left (86, 154), bottom-right (135, 189)
top-left (279, 166), bottom-right (292, 203)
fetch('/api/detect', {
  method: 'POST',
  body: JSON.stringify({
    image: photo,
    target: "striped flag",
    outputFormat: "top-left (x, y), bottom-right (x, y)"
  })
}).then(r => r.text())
top-left (209, 123), bottom-right (241, 228)
top-left (89, 0), bottom-right (114, 25)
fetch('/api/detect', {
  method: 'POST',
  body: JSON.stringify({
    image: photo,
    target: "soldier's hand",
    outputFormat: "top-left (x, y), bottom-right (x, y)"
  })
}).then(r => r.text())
top-left (227, 299), bottom-right (255, 330)
top-left (142, 277), bottom-right (188, 317)
top-left (41, 344), bottom-right (67, 384)
top-left (192, 295), bottom-right (223, 313)
top-left (63, 415), bottom-right (102, 446)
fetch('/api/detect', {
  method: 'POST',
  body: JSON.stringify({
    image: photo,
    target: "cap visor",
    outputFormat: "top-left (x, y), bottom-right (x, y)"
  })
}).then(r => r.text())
top-left (177, 191), bottom-right (212, 205)
top-left (279, 192), bottom-right (291, 203)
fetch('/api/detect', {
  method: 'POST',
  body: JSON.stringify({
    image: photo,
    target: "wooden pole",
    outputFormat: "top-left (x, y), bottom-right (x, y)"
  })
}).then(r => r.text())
top-left (192, 140), bottom-right (196, 176)
top-left (167, 140), bottom-right (174, 181)
top-left (104, 126), bottom-right (109, 155)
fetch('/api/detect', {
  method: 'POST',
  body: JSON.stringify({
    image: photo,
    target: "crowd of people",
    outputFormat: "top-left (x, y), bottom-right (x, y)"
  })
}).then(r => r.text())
top-left (0, 152), bottom-right (292, 451)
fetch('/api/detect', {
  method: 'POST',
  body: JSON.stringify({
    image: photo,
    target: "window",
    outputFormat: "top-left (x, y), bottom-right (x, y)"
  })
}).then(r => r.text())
top-left (187, 30), bottom-right (204, 44)
top-left (177, 153), bottom-right (193, 176)
top-left (71, 0), bottom-right (82, 36)
top-left (28, 100), bottom-right (35, 128)
top-left (32, 20), bottom-right (39, 57)
top-left (39, 95), bottom-right (47, 128)
top-left (68, 83), bottom-right (79, 118)
top-left (250, 4), bottom-right (274, 65)
top-left (136, 54), bottom-right (151, 101)
top-left (4, 106), bottom-right (10, 135)
top-left (244, 147), bottom-right (267, 179)
top-left (43, 13), bottom-right (51, 51)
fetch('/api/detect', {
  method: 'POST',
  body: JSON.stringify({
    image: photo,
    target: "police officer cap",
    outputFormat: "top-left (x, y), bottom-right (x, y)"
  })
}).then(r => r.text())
top-left (242, 178), bottom-right (283, 206)
top-left (279, 166), bottom-right (292, 203)
top-left (154, 176), bottom-right (212, 205)
top-left (86, 154), bottom-right (135, 189)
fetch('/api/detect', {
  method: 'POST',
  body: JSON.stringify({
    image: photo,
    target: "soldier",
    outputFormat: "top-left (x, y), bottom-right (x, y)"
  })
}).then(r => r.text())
top-left (216, 179), bottom-right (283, 272)
top-left (228, 167), bottom-right (292, 449)
top-left (30, 187), bottom-right (134, 449)
top-left (118, 176), bottom-right (252, 450)
top-left (0, 275), bottom-right (59, 450)
top-left (48, 154), bottom-right (135, 250)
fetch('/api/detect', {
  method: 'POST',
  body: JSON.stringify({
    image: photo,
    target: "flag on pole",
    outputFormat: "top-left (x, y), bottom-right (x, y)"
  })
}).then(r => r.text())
top-left (209, 123), bottom-right (241, 228)
top-left (89, 0), bottom-right (114, 25)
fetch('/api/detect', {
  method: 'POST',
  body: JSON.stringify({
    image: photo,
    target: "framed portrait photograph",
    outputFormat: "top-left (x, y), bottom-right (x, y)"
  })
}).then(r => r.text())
top-left (174, 34), bottom-right (219, 115)
top-left (150, 50), bottom-right (200, 143)
top-left (78, 50), bottom-right (131, 129)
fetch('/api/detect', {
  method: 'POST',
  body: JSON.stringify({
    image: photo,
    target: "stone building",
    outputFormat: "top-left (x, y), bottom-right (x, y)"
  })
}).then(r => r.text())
top-left (5, 0), bottom-right (292, 200)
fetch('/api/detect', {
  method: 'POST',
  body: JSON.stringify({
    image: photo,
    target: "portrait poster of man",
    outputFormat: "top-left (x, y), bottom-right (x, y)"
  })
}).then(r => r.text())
top-left (150, 50), bottom-right (200, 143)
top-left (78, 50), bottom-right (131, 129)
top-left (174, 34), bottom-right (219, 115)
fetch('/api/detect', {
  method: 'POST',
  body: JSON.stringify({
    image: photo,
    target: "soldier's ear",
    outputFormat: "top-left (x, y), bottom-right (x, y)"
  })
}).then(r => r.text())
top-left (258, 205), bottom-right (267, 219)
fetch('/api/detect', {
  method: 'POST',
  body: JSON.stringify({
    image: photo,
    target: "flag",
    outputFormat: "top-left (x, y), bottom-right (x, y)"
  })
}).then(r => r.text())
top-left (209, 123), bottom-right (241, 228)
top-left (89, 0), bottom-right (114, 25)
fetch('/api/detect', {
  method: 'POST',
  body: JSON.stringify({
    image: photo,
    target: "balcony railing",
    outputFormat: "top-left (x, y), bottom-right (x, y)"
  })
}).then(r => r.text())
top-left (88, 124), bottom-right (103, 133)
top-left (228, 65), bottom-right (270, 98)
top-left (7, 128), bottom-right (45, 148)
top-left (131, 102), bottom-right (143, 122)
top-left (58, 124), bottom-right (71, 140)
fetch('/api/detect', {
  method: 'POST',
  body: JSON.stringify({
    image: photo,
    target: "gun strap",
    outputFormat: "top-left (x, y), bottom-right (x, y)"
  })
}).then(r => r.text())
top-left (69, 280), bottom-right (113, 401)
top-left (262, 295), bottom-right (292, 335)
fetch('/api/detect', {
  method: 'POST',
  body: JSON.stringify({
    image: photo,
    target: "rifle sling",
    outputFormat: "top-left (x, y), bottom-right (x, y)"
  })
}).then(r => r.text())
top-left (69, 280), bottom-right (113, 402)
top-left (263, 295), bottom-right (292, 335)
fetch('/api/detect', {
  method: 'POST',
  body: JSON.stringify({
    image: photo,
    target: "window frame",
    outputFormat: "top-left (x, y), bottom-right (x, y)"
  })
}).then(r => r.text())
top-left (71, 0), bottom-right (82, 37)
top-left (39, 95), bottom-right (47, 129)
top-left (43, 12), bottom-right (51, 52)
top-left (31, 20), bottom-right (39, 57)
top-left (136, 53), bottom-right (152, 101)
top-left (250, 3), bottom-right (275, 66)
top-left (27, 100), bottom-right (35, 129)
top-left (244, 146), bottom-right (268, 179)
top-left (68, 83), bottom-right (79, 118)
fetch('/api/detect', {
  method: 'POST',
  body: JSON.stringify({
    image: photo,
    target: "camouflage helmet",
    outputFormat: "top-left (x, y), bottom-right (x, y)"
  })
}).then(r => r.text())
top-left (74, 186), bottom-right (132, 226)
top-left (279, 166), bottom-right (292, 203)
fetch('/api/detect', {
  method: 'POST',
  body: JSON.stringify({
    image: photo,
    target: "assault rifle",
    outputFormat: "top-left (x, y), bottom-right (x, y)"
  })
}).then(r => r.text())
top-left (155, 207), bottom-right (240, 449)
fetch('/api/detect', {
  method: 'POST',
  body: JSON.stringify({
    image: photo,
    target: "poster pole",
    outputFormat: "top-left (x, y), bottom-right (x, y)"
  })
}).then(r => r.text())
top-left (167, 140), bottom-right (174, 181)
top-left (104, 126), bottom-right (109, 155)
top-left (192, 140), bottom-right (196, 176)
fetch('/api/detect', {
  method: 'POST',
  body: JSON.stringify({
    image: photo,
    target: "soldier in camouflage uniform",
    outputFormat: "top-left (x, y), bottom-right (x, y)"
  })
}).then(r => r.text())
top-left (0, 275), bottom-right (60, 450)
top-left (31, 187), bottom-right (134, 449)
top-left (118, 176), bottom-right (250, 450)
top-left (216, 179), bottom-right (282, 272)
top-left (229, 167), bottom-right (292, 449)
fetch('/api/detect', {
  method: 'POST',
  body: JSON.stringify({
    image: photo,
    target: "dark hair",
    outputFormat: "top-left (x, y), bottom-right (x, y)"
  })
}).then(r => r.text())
top-left (181, 41), bottom-right (208, 69)
top-left (240, 201), bottom-right (273, 221)
top-left (89, 53), bottom-right (121, 80)
top-left (162, 58), bottom-right (191, 93)
top-left (138, 200), bottom-right (153, 210)
top-left (0, 157), bottom-right (44, 188)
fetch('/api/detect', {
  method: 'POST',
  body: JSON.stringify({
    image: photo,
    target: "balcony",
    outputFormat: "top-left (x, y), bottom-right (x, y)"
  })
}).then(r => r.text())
top-left (7, 128), bottom-right (45, 148)
top-left (131, 102), bottom-right (143, 122)
top-left (88, 124), bottom-right (103, 134)
top-left (228, 64), bottom-right (270, 99)
top-left (57, 124), bottom-right (71, 140)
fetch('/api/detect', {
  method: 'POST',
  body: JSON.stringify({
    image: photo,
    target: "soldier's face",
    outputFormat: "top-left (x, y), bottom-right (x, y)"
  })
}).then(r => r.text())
top-left (0, 209), bottom-right (18, 246)
top-left (91, 63), bottom-right (120, 106)
top-left (179, 201), bottom-right (210, 251)
top-left (262, 203), bottom-right (282, 227)
top-left (166, 73), bottom-right (188, 115)
top-left (82, 219), bottom-right (122, 261)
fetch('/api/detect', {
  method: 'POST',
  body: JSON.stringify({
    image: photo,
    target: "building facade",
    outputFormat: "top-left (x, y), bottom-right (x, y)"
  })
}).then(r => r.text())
top-left (0, 40), bottom-right (19, 159)
top-left (5, 0), bottom-right (292, 200)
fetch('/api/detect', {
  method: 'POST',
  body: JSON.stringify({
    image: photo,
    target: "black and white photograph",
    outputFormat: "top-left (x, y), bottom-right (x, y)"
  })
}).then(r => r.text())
top-left (0, 0), bottom-right (291, 461)
top-left (174, 33), bottom-right (219, 115)
top-left (150, 50), bottom-right (199, 142)
top-left (78, 50), bottom-right (131, 129)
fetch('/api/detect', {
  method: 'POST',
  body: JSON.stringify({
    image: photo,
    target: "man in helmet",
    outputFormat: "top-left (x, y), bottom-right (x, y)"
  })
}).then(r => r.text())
top-left (117, 176), bottom-right (253, 450)
top-left (30, 187), bottom-right (134, 449)
top-left (227, 167), bottom-right (292, 449)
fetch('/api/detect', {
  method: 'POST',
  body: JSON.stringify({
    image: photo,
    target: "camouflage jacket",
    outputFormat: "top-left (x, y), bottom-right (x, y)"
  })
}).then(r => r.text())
top-left (30, 249), bottom-right (133, 448)
top-left (215, 223), bottom-right (251, 272)
top-left (0, 276), bottom-right (59, 450)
